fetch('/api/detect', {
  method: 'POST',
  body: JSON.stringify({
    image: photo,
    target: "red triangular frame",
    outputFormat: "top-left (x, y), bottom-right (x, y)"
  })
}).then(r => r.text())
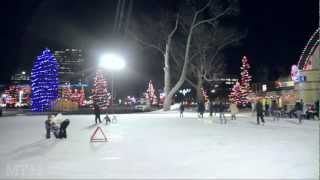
top-left (90, 126), bottom-right (107, 142)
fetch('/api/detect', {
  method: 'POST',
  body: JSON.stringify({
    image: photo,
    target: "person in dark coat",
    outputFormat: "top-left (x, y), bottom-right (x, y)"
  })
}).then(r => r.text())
top-left (179, 102), bottom-right (185, 118)
top-left (315, 100), bottom-right (319, 120)
top-left (45, 115), bottom-right (53, 139)
top-left (209, 101), bottom-right (214, 118)
top-left (265, 103), bottom-right (270, 116)
top-left (219, 102), bottom-right (227, 124)
top-left (197, 101), bottom-right (205, 118)
top-left (104, 112), bottom-right (111, 124)
top-left (270, 100), bottom-right (280, 121)
top-left (294, 100), bottom-right (303, 123)
top-left (256, 100), bottom-right (265, 125)
top-left (93, 104), bottom-right (102, 124)
top-left (59, 119), bottom-right (70, 138)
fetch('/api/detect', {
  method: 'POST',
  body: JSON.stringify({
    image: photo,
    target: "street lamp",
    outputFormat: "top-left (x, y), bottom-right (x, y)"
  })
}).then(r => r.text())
top-left (99, 53), bottom-right (125, 105)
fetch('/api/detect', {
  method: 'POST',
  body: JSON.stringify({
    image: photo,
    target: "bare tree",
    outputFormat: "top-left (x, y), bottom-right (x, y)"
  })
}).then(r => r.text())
top-left (185, 26), bottom-right (246, 102)
top-left (162, 0), bottom-right (239, 110)
top-left (129, 12), bottom-right (179, 106)
top-left (130, 0), bottom-right (240, 110)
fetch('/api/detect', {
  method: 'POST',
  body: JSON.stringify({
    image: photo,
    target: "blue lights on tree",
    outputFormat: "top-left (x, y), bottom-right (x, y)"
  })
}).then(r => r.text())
top-left (31, 48), bottom-right (59, 112)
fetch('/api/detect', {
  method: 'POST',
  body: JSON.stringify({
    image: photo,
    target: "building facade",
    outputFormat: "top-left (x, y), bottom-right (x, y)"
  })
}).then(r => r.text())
top-left (54, 49), bottom-right (85, 84)
top-left (295, 28), bottom-right (320, 104)
top-left (11, 70), bottom-right (30, 84)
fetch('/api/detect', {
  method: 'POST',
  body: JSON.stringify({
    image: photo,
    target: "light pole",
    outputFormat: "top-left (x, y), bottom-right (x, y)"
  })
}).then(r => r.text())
top-left (99, 53), bottom-right (125, 105)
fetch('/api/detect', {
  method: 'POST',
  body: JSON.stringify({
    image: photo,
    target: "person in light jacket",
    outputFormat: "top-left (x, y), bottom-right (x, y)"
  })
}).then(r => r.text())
top-left (230, 103), bottom-right (239, 120)
top-left (51, 113), bottom-right (70, 138)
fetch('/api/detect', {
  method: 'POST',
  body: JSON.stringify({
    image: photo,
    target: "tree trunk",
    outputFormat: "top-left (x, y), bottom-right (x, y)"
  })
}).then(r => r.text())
top-left (196, 70), bottom-right (204, 103)
top-left (163, 38), bottom-right (171, 101)
top-left (163, 24), bottom-right (194, 111)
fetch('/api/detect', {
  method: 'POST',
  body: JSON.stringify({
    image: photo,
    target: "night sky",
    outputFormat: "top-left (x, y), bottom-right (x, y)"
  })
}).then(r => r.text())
top-left (1, 0), bottom-right (318, 96)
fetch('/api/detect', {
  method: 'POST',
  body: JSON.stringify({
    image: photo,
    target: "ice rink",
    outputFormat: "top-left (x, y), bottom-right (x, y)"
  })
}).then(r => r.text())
top-left (0, 111), bottom-right (318, 179)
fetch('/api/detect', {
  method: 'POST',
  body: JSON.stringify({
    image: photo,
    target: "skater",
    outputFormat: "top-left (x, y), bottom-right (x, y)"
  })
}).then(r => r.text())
top-left (93, 103), bottom-right (102, 124)
top-left (52, 113), bottom-right (70, 138)
top-left (219, 102), bottom-right (227, 124)
top-left (265, 103), bottom-right (270, 116)
top-left (214, 101), bottom-right (218, 116)
top-left (104, 112), bottom-right (111, 124)
top-left (179, 102), bottom-right (185, 118)
top-left (45, 115), bottom-right (53, 139)
top-left (230, 102), bottom-right (239, 120)
top-left (256, 100), bottom-right (265, 125)
top-left (271, 100), bottom-right (280, 121)
top-left (209, 100), bottom-right (214, 118)
top-left (315, 100), bottom-right (319, 120)
top-left (198, 101), bottom-right (205, 118)
top-left (59, 119), bottom-right (70, 138)
top-left (294, 100), bottom-right (303, 124)
top-left (251, 101), bottom-right (256, 117)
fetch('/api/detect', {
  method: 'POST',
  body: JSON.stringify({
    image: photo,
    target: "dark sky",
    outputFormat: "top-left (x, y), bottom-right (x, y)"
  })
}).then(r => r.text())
top-left (1, 0), bottom-right (318, 96)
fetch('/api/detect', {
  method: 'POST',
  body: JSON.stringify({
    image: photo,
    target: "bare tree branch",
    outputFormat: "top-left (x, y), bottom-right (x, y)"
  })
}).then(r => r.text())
top-left (186, 78), bottom-right (197, 88)
top-left (129, 31), bottom-right (165, 54)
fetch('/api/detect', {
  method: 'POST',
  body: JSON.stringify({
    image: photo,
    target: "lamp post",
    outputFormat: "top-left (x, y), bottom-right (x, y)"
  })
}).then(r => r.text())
top-left (99, 53), bottom-right (125, 105)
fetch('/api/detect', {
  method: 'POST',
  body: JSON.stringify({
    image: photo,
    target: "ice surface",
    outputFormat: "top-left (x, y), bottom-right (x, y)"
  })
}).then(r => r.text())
top-left (0, 111), bottom-right (318, 179)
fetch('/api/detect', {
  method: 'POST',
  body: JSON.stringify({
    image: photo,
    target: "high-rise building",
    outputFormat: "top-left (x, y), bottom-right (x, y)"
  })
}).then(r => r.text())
top-left (54, 49), bottom-right (85, 84)
top-left (11, 70), bottom-right (30, 84)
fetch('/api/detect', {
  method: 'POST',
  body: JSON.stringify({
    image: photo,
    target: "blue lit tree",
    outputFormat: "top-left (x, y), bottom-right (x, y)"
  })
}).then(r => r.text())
top-left (31, 48), bottom-right (59, 112)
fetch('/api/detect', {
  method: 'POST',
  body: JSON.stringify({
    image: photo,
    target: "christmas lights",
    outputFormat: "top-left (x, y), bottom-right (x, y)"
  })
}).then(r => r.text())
top-left (229, 56), bottom-right (252, 106)
top-left (92, 70), bottom-right (110, 110)
top-left (31, 48), bottom-right (59, 112)
top-left (146, 80), bottom-right (158, 105)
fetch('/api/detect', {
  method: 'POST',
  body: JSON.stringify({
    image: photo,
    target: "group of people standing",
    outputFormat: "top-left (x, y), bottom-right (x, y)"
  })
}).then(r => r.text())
top-left (179, 100), bottom-right (239, 124)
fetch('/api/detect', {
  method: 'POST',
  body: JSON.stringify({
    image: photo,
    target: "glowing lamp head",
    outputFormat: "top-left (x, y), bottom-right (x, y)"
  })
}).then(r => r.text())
top-left (99, 53), bottom-right (125, 70)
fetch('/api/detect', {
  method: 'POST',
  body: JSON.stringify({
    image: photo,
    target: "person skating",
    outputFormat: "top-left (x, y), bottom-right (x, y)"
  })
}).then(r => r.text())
top-left (198, 101), bottom-right (205, 118)
top-left (93, 103), bottom-right (102, 124)
top-left (219, 102), bottom-right (227, 124)
top-left (251, 101), bottom-right (256, 117)
top-left (230, 103), bottom-right (239, 120)
top-left (209, 101), bottom-right (214, 118)
top-left (315, 100), bottom-right (319, 120)
top-left (179, 102), bottom-right (185, 118)
top-left (256, 100), bottom-right (265, 125)
top-left (265, 103), bottom-right (270, 116)
top-left (104, 112), bottom-right (111, 124)
top-left (294, 100), bottom-right (303, 124)
top-left (45, 115), bottom-right (53, 139)
top-left (59, 119), bottom-right (70, 138)
top-left (271, 100), bottom-right (280, 121)
top-left (51, 113), bottom-right (70, 138)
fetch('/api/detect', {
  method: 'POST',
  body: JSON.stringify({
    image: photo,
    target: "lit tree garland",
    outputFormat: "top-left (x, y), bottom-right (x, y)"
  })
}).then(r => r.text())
top-left (31, 48), bottom-right (59, 112)
top-left (146, 80), bottom-right (158, 105)
top-left (229, 81), bottom-right (242, 105)
top-left (61, 83), bottom-right (72, 100)
top-left (201, 88), bottom-right (209, 102)
top-left (79, 87), bottom-right (86, 106)
top-left (92, 70), bottom-right (110, 110)
top-left (228, 56), bottom-right (252, 106)
top-left (239, 56), bottom-right (252, 106)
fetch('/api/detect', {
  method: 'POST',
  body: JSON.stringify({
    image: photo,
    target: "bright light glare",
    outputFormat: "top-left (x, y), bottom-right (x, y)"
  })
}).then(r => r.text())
top-left (99, 53), bottom-right (125, 70)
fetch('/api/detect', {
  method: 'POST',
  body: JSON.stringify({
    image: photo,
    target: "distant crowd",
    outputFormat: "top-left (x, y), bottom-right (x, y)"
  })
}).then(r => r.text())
top-left (179, 99), bottom-right (320, 125)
